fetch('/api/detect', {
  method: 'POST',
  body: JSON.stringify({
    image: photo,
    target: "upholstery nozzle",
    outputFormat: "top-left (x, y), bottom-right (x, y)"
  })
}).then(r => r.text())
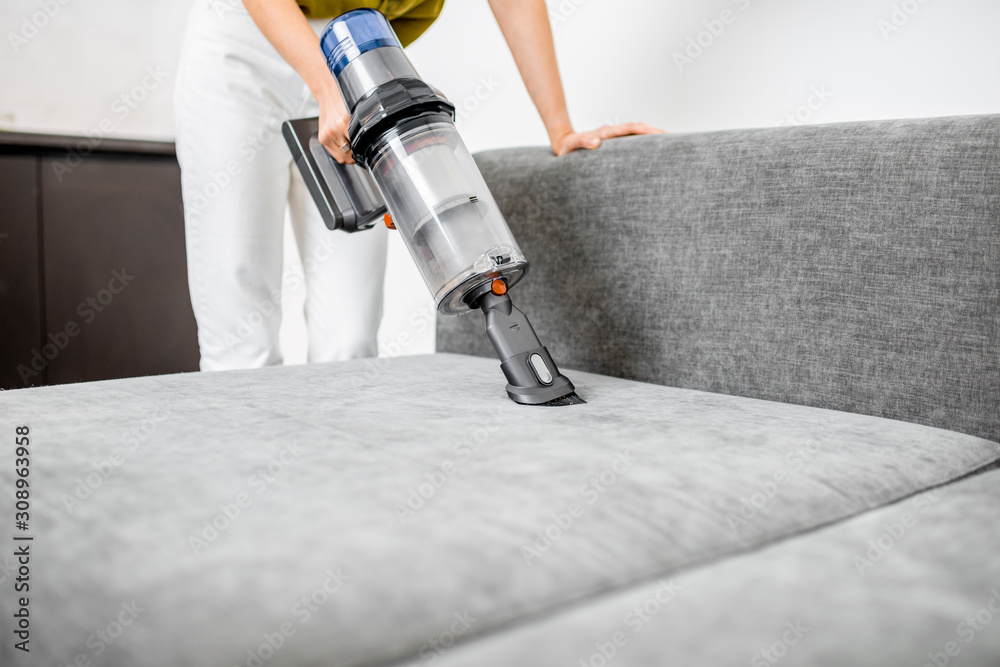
top-left (476, 291), bottom-right (583, 406)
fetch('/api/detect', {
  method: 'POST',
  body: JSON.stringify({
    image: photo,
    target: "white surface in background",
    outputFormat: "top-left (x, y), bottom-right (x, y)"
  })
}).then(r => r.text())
top-left (2, 0), bottom-right (998, 362)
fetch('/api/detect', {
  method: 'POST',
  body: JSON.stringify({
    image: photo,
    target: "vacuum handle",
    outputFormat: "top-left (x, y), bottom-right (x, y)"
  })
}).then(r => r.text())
top-left (282, 117), bottom-right (386, 232)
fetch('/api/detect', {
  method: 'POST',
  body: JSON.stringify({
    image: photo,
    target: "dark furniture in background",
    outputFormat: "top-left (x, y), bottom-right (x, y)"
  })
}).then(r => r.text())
top-left (0, 132), bottom-right (198, 389)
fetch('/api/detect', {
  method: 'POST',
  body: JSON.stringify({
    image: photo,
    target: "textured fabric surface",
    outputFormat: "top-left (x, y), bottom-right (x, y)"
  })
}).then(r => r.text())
top-left (438, 114), bottom-right (1000, 443)
top-left (429, 467), bottom-right (1000, 667)
top-left (1, 354), bottom-right (997, 667)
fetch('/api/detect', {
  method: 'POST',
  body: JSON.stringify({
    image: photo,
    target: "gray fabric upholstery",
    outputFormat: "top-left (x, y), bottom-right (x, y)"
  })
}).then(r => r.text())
top-left (1, 353), bottom-right (997, 667)
top-left (438, 114), bottom-right (1000, 443)
top-left (431, 466), bottom-right (1000, 667)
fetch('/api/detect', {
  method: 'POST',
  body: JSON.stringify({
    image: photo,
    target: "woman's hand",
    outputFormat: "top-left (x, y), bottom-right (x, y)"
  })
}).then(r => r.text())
top-left (241, 0), bottom-right (354, 163)
top-left (488, 0), bottom-right (664, 159)
top-left (551, 122), bottom-right (665, 157)
top-left (317, 90), bottom-right (354, 164)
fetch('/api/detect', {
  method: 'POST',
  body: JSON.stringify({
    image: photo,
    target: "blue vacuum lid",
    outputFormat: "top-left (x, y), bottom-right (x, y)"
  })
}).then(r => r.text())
top-left (320, 9), bottom-right (401, 77)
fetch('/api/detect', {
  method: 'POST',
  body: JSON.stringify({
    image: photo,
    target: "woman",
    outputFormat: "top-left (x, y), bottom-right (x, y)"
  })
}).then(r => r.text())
top-left (174, 0), bottom-right (661, 371)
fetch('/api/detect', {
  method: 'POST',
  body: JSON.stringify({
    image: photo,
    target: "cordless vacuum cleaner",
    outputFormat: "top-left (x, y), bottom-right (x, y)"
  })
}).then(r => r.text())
top-left (282, 9), bottom-right (583, 406)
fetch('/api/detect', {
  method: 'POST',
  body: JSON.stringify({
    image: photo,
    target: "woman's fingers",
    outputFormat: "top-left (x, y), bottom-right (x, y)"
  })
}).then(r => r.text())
top-left (553, 131), bottom-right (600, 156)
top-left (318, 108), bottom-right (354, 164)
top-left (598, 122), bottom-right (666, 139)
top-left (319, 131), bottom-right (353, 165)
top-left (552, 122), bottom-right (667, 156)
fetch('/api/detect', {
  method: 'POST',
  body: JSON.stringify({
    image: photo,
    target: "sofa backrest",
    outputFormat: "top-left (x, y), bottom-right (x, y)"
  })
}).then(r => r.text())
top-left (436, 115), bottom-right (1000, 444)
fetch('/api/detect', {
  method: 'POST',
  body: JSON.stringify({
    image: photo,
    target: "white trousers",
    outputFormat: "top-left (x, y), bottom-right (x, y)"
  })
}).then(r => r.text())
top-left (174, 0), bottom-right (387, 371)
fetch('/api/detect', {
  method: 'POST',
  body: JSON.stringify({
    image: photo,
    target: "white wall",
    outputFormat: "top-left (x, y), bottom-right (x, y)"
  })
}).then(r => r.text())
top-left (3, 0), bottom-right (998, 362)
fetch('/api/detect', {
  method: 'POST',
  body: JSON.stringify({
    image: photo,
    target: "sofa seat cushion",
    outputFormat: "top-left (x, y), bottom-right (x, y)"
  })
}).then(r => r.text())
top-left (431, 466), bottom-right (1000, 666)
top-left (1, 353), bottom-right (997, 667)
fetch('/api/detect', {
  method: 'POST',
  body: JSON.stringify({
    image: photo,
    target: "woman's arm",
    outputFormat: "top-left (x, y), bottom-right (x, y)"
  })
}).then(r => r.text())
top-left (242, 0), bottom-right (354, 163)
top-left (487, 0), bottom-right (663, 155)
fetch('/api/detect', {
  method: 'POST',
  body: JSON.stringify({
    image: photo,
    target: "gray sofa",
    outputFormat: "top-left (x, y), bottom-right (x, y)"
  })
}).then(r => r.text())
top-left (2, 114), bottom-right (998, 667)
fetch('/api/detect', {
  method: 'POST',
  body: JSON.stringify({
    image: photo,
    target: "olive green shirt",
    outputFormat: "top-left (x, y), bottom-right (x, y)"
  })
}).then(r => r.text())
top-left (298, 0), bottom-right (445, 46)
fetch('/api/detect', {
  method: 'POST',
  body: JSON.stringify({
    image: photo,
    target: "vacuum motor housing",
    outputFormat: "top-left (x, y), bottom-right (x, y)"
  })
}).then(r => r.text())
top-left (318, 9), bottom-right (530, 316)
